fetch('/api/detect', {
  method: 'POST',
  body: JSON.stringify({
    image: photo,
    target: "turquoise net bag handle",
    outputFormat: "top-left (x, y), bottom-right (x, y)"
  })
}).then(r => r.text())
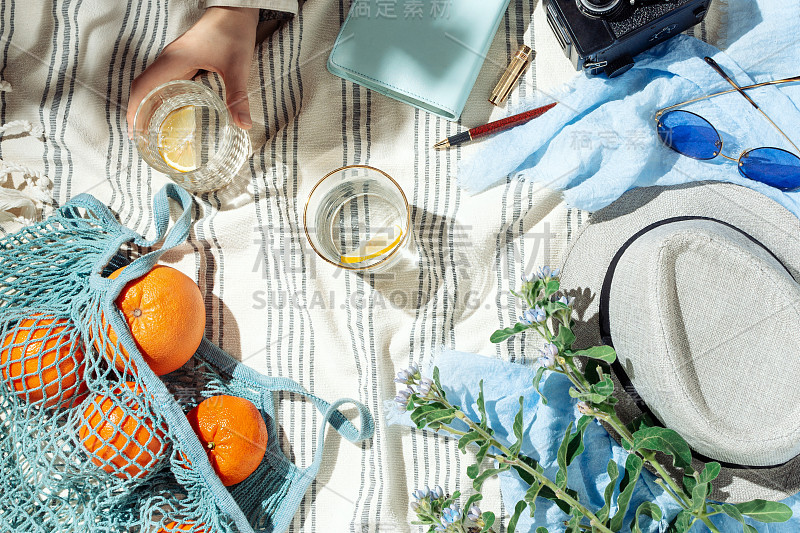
top-left (0, 183), bottom-right (374, 533)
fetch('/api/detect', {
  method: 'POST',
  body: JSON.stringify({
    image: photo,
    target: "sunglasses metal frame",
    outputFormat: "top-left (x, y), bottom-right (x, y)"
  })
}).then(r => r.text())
top-left (654, 57), bottom-right (800, 168)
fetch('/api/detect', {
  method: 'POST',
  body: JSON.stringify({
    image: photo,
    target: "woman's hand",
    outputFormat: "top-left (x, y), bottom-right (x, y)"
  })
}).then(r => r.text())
top-left (126, 6), bottom-right (260, 135)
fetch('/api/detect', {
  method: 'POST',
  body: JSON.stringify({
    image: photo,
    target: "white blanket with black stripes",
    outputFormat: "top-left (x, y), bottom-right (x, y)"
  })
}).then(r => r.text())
top-left (0, 0), bottom-right (723, 531)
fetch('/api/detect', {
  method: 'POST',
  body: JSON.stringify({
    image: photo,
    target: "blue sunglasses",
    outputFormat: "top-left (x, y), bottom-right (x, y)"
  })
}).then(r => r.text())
top-left (655, 57), bottom-right (800, 191)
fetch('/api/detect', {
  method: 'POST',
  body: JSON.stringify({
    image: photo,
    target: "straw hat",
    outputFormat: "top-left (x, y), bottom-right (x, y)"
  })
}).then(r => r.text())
top-left (560, 181), bottom-right (800, 502)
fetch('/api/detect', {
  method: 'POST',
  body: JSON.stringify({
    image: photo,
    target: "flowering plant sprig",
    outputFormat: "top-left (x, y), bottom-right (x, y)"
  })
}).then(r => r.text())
top-left (409, 485), bottom-right (495, 533)
top-left (397, 267), bottom-right (792, 533)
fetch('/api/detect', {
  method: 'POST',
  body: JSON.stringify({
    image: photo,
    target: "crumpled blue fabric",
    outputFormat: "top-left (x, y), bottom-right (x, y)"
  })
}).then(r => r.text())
top-left (458, 0), bottom-right (800, 216)
top-left (386, 350), bottom-right (800, 532)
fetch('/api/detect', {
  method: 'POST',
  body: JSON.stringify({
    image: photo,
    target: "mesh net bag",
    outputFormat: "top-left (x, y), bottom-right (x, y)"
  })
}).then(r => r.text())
top-left (0, 184), bottom-right (374, 533)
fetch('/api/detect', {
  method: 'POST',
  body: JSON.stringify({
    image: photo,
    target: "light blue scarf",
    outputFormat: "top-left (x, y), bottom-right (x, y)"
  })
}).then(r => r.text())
top-left (458, 0), bottom-right (800, 218)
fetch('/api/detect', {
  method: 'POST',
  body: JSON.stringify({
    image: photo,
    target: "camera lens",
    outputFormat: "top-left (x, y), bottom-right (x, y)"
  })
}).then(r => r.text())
top-left (576, 0), bottom-right (624, 18)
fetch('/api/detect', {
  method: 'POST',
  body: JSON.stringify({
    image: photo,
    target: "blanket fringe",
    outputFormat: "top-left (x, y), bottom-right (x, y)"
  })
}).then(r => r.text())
top-left (705, 0), bottom-right (729, 50)
top-left (0, 79), bottom-right (53, 228)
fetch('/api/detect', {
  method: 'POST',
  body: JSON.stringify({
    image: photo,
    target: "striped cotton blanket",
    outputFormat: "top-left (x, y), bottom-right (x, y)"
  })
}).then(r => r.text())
top-left (0, 0), bottom-right (724, 531)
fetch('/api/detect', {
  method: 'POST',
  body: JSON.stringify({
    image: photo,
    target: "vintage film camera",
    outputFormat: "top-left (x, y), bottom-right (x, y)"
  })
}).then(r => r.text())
top-left (544, 0), bottom-right (712, 77)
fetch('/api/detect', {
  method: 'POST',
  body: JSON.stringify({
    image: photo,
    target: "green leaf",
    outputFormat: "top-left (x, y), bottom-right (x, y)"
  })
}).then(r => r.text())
top-left (532, 366), bottom-right (549, 405)
top-left (523, 279), bottom-right (542, 302)
top-left (632, 426), bottom-right (692, 469)
top-left (545, 300), bottom-right (569, 314)
top-left (743, 526), bottom-right (758, 533)
top-left (691, 482), bottom-right (709, 512)
top-left (572, 345), bottom-right (617, 363)
top-left (442, 490), bottom-right (461, 508)
top-left (509, 396), bottom-right (525, 456)
top-left (473, 466), bottom-right (508, 492)
top-left (565, 508), bottom-right (583, 533)
top-left (718, 503), bottom-right (744, 523)
top-left (596, 459), bottom-right (620, 523)
top-left (568, 389), bottom-right (611, 404)
top-left (545, 278), bottom-right (560, 297)
top-left (556, 421), bottom-right (574, 488)
top-left (610, 453), bottom-right (644, 531)
top-left (632, 501), bottom-right (663, 533)
top-left (733, 500), bottom-right (793, 523)
top-left (568, 416), bottom-right (591, 464)
top-left (507, 500), bottom-right (528, 533)
top-left (412, 408), bottom-right (457, 429)
top-left (476, 440), bottom-right (491, 464)
top-left (432, 367), bottom-right (446, 401)
top-left (553, 325), bottom-right (576, 350)
top-left (490, 322), bottom-right (530, 343)
top-left (467, 463), bottom-right (480, 479)
top-left (535, 528), bottom-right (548, 533)
top-left (464, 493), bottom-right (483, 510)
top-left (409, 402), bottom-right (448, 423)
top-left (480, 511), bottom-right (495, 533)
top-left (476, 380), bottom-right (489, 430)
top-left (698, 462), bottom-right (721, 484)
top-left (524, 479), bottom-right (541, 518)
top-left (667, 509), bottom-right (693, 533)
top-left (458, 431), bottom-right (483, 453)
top-left (590, 377), bottom-right (615, 399)
top-left (682, 473), bottom-right (697, 495)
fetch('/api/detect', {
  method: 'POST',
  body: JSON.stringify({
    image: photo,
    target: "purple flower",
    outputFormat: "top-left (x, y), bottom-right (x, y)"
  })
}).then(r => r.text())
top-left (520, 306), bottom-right (546, 326)
top-left (467, 504), bottom-right (481, 521)
top-left (531, 305), bottom-right (546, 323)
top-left (418, 377), bottom-right (434, 396)
top-left (557, 295), bottom-right (575, 307)
top-left (441, 504), bottom-right (462, 525)
top-left (413, 486), bottom-right (430, 500)
top-left (394, 394), bottom-right (409, 408)
top-left (394, 369), bottom-right (411, 384)
top-left (536, 266), bottom-right (561, 279)
top-left (538, 342), bottom-right (558, 368)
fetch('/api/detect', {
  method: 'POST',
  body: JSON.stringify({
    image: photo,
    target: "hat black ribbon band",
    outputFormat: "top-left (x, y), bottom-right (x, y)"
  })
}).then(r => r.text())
top-left (598, 215), bottom-right (794, 470)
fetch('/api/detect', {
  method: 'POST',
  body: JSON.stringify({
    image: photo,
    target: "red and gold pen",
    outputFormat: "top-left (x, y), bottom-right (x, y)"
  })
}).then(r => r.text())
top-left (433, 101), bottom-right (557, 150)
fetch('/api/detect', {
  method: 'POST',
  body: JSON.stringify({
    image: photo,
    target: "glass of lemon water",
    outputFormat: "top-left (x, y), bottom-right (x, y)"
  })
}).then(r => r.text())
top-left (304, 165), bottom-right (411, 272)
top-left (133, 80), bottom-right (251, 193)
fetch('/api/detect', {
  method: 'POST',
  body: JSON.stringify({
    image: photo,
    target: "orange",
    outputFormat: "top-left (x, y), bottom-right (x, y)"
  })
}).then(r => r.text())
top-left (78, 381), bottom-right (166, 479)
top-left (156, 521), bottom-right (206, 532)
top-left (0, 314), bottom-right (87, 409)
top-left (102, 265), bottom-right (205, 376)
top-left (186, 395), bottom-right (268, 486)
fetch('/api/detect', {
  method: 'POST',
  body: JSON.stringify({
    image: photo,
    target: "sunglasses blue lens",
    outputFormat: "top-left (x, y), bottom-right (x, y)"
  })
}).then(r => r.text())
top-left (739, 147), bottom-right (800, 191)
top-left (657, 110), bottom-right (721, 160)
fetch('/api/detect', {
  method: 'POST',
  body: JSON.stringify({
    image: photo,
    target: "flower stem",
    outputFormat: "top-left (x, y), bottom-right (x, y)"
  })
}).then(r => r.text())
top-left (699, 515), bottom-right (722, 533)
top-left (438, 407), bottom-right (614, 533)
top-left (640, 451), bottom-right (692, 509)
top-left (500, 454), bottom-right (614, 533)
top-left (591, 409), bottom-right (692, 509)
top-left (654, 479), bottom-right (689, 510)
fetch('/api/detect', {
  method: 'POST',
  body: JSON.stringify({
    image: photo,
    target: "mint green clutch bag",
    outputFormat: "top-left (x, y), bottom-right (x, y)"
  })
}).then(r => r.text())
top-left (328, 0), bottom-right (511, 121)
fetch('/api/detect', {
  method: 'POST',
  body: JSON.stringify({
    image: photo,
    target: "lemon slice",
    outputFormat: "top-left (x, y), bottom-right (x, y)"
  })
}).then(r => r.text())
top-left (340, 224), bottom-right (403, 264)
top-left (158, 106), bottom-right (198, 172)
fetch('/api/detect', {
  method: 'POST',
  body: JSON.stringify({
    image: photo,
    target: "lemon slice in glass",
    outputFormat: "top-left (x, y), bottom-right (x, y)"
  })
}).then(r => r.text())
top-left (158, 106), bottom-right (198, 172)
top-left (340, 224), bottom-right (403, 264)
